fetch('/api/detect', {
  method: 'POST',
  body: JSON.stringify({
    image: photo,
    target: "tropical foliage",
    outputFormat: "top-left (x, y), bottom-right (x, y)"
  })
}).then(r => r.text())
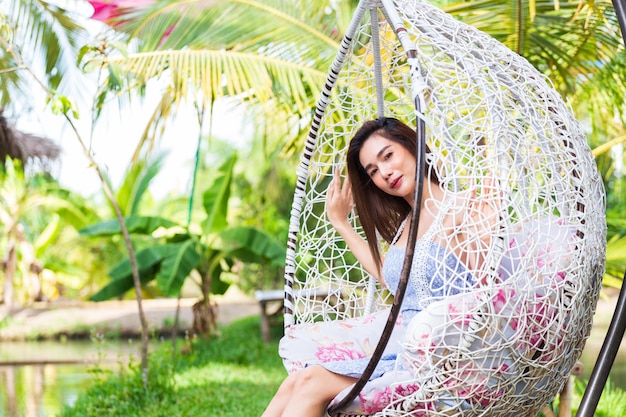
top-left (79, 0), bottom-right (340, 159)
top-left (0, 0), bottom-right (90, 116)
top-left (80, 153), bottom-right (286, 335)
top-left (0, 158), bottom-right (103, 308)
top-left (0, 0), bottom-right (623, 302)
top-left (0, 0), bottom-right (624, 414)
top-left (90, 0), bottom-right (626, 284)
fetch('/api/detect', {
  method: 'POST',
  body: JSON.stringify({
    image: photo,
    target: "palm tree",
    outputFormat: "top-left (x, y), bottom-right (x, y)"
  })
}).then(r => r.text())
top-left (432, 0), bottom-right (626, 284)
top-left (436, 0), bottom-right (623, 95)
top-left (88, 0), bottom-right (625, 283)
top-left (0, 1), bottom-right (90, 117)
top-left (81, 0), bottom-right (349, 157)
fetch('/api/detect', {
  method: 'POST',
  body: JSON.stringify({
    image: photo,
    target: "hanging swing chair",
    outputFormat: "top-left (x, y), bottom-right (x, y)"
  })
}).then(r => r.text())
top-left (282, 0), bottom-right (607, 415)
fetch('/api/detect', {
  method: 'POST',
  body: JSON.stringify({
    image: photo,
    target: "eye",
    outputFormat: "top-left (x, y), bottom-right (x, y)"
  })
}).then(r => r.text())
top-left (369, 167), bottom-right (378, 177)
top-left (384, 151), bottom-right (393, 161)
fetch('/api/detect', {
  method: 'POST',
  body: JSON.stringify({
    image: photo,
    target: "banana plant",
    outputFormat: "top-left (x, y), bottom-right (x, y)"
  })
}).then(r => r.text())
top-left (79, 153), bottom-right (286, 336)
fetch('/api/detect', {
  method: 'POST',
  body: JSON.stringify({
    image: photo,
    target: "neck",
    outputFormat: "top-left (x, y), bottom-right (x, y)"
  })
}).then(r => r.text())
top-left (407, 180), bottom-right (443, 208)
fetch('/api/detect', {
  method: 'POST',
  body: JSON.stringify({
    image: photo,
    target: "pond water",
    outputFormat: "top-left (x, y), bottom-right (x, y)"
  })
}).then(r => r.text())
top-left (0, 336), bottom-right (624, 417)
top-left (0, 339), bottom-right (144, 417)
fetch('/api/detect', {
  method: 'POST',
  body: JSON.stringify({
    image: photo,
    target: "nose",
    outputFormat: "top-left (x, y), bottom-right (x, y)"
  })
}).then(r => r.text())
top-left (379, 164), bottom-right (392, 179)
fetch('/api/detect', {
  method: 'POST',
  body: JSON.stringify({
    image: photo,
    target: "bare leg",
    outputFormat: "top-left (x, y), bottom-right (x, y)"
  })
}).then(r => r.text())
top-left (261, 373), bottom-right (297, 417)
top-left (261, 366), bottom-right (357, 417)
top-left (281, 365), bottom-right (357, 417)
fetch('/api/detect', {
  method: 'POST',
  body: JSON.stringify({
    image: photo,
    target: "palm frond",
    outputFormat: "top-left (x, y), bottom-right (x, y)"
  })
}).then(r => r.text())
top-left (441, 0), bottom-right (621, 94)
top-left (0, 0), bottom-right (90, 112)
top-left (109, 0), bottom-right (340, 69)
top-left (605, 234), bottom-right (626, 286)
top-left (100, 48), bottom-right (326, 114)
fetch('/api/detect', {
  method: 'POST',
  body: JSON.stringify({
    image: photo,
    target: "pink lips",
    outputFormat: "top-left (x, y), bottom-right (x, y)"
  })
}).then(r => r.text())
top-left (390, 176), bottom-right (401, 189)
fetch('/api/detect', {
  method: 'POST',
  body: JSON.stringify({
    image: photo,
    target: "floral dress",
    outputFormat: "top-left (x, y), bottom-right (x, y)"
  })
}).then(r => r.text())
top-left (280, 197), bottom-right (476, 413)
top-left (280, 205), bottom-right (577, 414)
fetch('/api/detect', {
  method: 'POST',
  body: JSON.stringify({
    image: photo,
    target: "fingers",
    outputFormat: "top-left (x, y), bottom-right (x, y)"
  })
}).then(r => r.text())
top-left (329, 169), bottom-right (351, 195)
top-left (483, 172), bottom-right (502, 210)
top-left (342, 174), bottom-right (352, 200)
top-left (327, 169), bottom-right (340, 197)
top-left (334, 168), bottom-right (341, 183)
top-left (471, 172), bottom-right (500, 204)
top-left (326, 169), bottom-right (354, 226)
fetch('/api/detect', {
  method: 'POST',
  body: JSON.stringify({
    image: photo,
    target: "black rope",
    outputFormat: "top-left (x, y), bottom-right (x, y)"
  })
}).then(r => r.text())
top-left (327, 106), bottom-right (427, 415)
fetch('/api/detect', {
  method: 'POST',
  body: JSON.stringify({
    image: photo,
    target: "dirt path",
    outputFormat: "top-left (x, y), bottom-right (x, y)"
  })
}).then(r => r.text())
top-left (1, 287), bottom-right (623, 367)
top-left (0, 287), bottom-right (259, 341)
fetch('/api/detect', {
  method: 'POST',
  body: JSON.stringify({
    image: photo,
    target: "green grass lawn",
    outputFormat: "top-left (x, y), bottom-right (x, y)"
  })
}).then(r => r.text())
top-left (58, 315), bottom-right (626, 417)
top-left (59, 316), bottom-right (286, 417)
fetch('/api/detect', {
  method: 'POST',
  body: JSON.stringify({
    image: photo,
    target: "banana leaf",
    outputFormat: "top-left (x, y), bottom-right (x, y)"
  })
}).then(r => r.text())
top-left (79, 215), bottom-right (179, 237)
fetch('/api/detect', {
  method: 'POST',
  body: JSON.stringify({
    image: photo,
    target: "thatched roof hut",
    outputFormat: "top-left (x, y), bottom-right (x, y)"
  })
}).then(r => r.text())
top-left (0, 109), bottom-right (61, 170)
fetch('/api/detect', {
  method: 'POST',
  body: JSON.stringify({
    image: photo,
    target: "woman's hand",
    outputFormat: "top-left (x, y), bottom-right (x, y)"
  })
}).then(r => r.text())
top-left (326, 169), bottom-right (354, 229)
top-left (462, 174), bottom-right (504, 283)
top-left (467, 174), bottom-right (502, 244)
top-left (325, 169), bottom-right (383, 283)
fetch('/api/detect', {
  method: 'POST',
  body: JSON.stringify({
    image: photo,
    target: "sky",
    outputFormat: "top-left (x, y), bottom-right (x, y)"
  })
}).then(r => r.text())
top-left (17, 92), bottom-right (250, 200)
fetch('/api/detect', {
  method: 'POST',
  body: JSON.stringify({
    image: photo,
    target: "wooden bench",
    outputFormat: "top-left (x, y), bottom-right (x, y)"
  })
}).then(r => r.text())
top-left (254, 289), bottom-right (337, 342)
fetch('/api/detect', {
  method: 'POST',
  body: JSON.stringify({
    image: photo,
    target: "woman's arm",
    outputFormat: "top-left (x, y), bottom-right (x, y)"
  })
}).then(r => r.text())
top-left (463, 175), bottom-right (502, 282)
top-left (326, 170), bottom-right (384, 284)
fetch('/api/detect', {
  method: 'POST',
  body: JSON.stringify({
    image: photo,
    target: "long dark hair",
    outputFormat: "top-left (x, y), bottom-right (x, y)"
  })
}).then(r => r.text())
top-left (347, 117), bottom-right (438, 271)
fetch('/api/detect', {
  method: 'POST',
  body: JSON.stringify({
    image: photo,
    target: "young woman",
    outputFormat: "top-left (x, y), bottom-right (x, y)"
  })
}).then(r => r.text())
top-left (261, 117), bottom-right (500, 417)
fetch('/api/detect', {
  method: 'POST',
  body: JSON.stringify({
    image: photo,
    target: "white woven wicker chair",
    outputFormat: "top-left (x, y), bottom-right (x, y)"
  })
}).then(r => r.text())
top-left (282, 1), bottom-right (607, 415)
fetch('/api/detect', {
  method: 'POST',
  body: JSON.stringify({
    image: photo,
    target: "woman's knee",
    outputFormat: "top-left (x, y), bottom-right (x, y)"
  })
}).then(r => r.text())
top-left (277, 372), bottom-right (298, 395)
top-left (292, 366), bottom-right (353, 400)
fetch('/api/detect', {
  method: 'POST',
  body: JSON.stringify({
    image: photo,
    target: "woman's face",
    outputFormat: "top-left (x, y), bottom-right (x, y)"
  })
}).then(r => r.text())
top-left (359, 133), bottom-right (416, 203)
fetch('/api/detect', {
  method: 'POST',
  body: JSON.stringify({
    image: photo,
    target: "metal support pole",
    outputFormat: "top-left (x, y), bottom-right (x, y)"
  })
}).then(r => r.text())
top-left (576, 270), bottom-right (626, 416)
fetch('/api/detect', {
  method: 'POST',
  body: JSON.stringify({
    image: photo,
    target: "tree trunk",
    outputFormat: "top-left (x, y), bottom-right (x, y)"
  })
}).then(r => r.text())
top-left (192, 298), bottom-right (218, 337)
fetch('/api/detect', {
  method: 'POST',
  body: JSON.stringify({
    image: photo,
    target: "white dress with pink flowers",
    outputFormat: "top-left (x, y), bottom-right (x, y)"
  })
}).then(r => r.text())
top-left (279, 213), bottom-right (575, 415)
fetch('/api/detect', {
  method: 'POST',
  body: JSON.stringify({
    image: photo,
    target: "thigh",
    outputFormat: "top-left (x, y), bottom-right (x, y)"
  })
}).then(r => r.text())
top-left (280, 308), bottom-right (393, 373)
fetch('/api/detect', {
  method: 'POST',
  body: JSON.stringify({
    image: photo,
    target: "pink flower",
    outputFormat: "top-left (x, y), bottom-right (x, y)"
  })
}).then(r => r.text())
top-left (360, 384), bottom-right (432, 415)
top-left (394, 383), bottom-right (420, 397)
top-left (537, 257), bottom-right (545, 268)
top-left (449, 369), bottom-right (504, 407)
top-left (360, 387), bottom-right (393, 414)
top-left (287, 361), bottom-right (305, 373)
top-left (511, 297), bottom-right (557, 353)
top-left (316, 344), bottom-right (366, 362)
top-left (448, 301), bottom-right (473, 326)
top-left (88, 1), bottom-right (154, 24)
top-left (491, 288), bottom-right (514, 313)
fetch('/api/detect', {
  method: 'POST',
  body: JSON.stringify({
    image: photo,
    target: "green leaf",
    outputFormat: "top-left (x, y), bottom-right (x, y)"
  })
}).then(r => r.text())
top-left (155, 240), bottom-right (202, 296)
top-left (79, 216), bottom-right (180, 237)
top-left (93, 240), bottom-right (201, 300)
top-left (48, 94), bottom-right (79, 118)
top-left (107, 61), bottom-right (124, 91)
top-left (219, 226), bottom-right (286, 267)
top-left (89, 264), bottom-right (159, 301)
top-left (108, 245), bottom-right (168, 280)
top-left (210, 261), bottom-right (230, 295)
top-left (202, 154), bottom-right (237, 233)
top-left (34, 215), bottom-right (61, 257)
top-left (117, 152), bottom-right (167, 216)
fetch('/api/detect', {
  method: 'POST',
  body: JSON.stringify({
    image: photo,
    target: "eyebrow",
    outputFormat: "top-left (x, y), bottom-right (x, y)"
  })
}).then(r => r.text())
top-left (363, 144), bottom-right (392, 173)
